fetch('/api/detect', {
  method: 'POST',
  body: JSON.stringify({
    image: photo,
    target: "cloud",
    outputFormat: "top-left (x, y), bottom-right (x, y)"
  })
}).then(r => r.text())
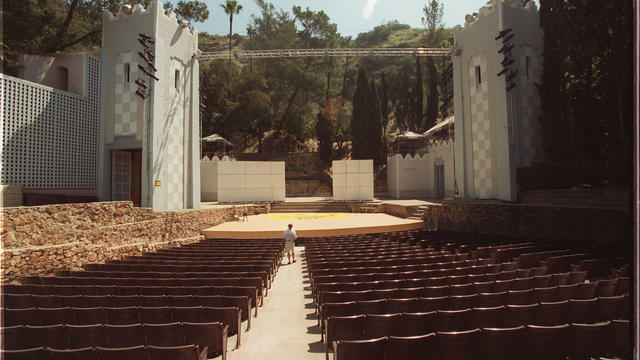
top-left (362, 0), bottom-right (377, 19)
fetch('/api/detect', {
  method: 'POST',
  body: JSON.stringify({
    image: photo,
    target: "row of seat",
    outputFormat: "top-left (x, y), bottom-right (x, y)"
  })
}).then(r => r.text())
top-left (21, 276), bottom-right (267, 298)
top-left (2, 285), bottom-right (259, 313)
top-left (322, 296), bottom-right (629, 343)
top-left (83, 263), bottom-right (272, 276)
top-left (2, 322), bottom-right (226, 359)
top-left (331, 321), bottom-right (630, 360)
top-left (308, 254), bottom-right (473, 273)
top-left (309, 258), bottom-right (504, 277)
top-left (2, 344), bottom-right (207, 360)
top-left (3, 294), bottom-right (251, 321)
top-left (312, 269), bottom-right (593, 296)
top-left (2, 305), bottom-right (241, 339)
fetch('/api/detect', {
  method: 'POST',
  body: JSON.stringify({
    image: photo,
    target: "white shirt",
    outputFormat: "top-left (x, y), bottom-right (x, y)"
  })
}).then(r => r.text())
top-left (283, 228), bottom-right (297, 241)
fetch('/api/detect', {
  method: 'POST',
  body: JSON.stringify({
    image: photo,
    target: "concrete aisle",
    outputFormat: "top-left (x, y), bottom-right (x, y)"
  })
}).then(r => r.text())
top-left (225, 247), bottom-right (325, 360)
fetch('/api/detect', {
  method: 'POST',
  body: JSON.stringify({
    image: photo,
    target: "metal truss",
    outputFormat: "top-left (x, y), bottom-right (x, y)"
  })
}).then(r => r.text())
top-left (198, 47), bottom-right (452, 60)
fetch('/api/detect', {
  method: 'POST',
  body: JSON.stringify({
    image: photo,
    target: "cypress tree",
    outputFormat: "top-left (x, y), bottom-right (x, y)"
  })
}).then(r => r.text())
top-left (424, 57), bottom-right (439, 131)
top-left (351, 67), bottom-right (369, 159)
top-left (415, 56), bottom-right (424, 131)
top-left (369, 79), bottom-right (384, 165)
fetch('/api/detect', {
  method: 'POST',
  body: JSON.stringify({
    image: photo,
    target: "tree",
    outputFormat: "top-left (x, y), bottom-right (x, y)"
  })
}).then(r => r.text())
top-left (220, 0), bottom-right (243, 94)
top-left (415, 57), bottom-right (424, 131)
top-left (424, 57), bottom-right (439, 131)
top-left (422, 0), bottom-right (444, 45)
top-left (351, 67), bottom-right (369, 160)
top-left (164, 1), bottom-right (210, 23)
top-left (316, 111), bottom-right (333, 164)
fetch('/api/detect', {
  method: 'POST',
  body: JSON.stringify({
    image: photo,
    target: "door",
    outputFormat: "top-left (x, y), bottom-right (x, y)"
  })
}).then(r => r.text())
top-left (112, 151), bottom-right (131, 201)
top-left (435, 164), bottom-right (445, 199)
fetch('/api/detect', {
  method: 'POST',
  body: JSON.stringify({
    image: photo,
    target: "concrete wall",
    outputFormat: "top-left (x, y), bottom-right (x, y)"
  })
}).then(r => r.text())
top-left (18, 53), bottom-right (88, 96)
top-left (387, 140), bottom-right (455, 199)
top-left (453, 0), bottom-right (542, 201)
top-left (98, 0), bottom-right (200, 210)
top-left (201, 158), bottom-right (285, 202)
top-left (0, 54), bottom-right (100, 193)
top-left (333, 160), bottom-right (374, 201)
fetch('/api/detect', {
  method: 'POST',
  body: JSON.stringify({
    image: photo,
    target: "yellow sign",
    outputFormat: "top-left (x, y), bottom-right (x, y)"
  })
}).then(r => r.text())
top-left (268, 213), bottom-right (348, 220)
top-left (154, 180), bottom-right (161, 187)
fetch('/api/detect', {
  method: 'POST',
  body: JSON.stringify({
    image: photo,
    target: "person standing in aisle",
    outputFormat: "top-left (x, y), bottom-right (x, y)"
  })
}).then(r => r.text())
top-left (283, 223), bottom-right (297, 264)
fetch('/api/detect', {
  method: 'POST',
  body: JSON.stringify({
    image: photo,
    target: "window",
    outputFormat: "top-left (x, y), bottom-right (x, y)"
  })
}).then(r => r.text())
top-left (525, 56), bottom-right (531, 77)
top-left (175, 69), bottom-right (180, 89)
top-left (124, 63), bottom-right (130, 84)
top-left (475, 65), bottom-right (482, 87)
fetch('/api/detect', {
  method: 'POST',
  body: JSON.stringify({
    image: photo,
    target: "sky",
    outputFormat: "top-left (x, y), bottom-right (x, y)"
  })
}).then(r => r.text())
top-left (186, 0), bottom-right (490, 38)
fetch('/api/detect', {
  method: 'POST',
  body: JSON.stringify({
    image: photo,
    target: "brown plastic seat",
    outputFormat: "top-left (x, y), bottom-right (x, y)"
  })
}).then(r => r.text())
top-left (105, 324), bottom-right (145, 348)
top-left (532, 275), bottom-right (552, 288)
top-left (111, 295), bottom-right (140, 307)
top-left (182, 321), bottom-right (228, 359)
top-left (84, 295), bottom-right (113, 307)
top-left (606, 319), bottom-right (630, 359)
top-left (140, 295), bottom-right (169, 307)
top-left (568, 321), bottom-right (609, 359)
top-left (105, 306), bottom-right (140, 325)
top-left (144, 322), bottom-right (185, 347)
top-left (595, 279), bottom-right (617, 297)
top-left (448, 283), bottom-right (474, 296)
top-left (47, 347), bottom-right (99, 360)
top-left (95, 345), bottom-right (148, 360)
top-left (597, 294), bottom-right (629, 321)
top-left (2, 325), bottom-right (30, 350)
top-left (511, 277), bottom-right (533, 291)
top-left (26, 324), bottom-right (67, 349)
top-left (332, 337), bottom-right (386, 360)
top-left (147, 344), bottom-right (200, 360)
top-left (573, 282), bottom-right (598, 300)
top-left (167, 295), bottom-right (195, 307)
top-left (415, 296), bottom-right (448, 313)
top-left (525, 324), bottom-right (569, 360)
top-left (449, 294), bottom-right (479, 311)
top-left (4, 307), bottom-right (41, 326)
top-left (471, 306), bottom-right (504, 328)
top-left (477, 291), bottom-right (507, 308)
top-left (39, 307), bottom-right (74, 326)
top-left (506, 289), bottom-right (533, 305)
top-left (172, 306), bottom-right (205, 323)
top-left (57, 295), bottom-right (88, 308)
top-left (387, 333), bottom-right (435, 359)
top-left (356, 299), bottom-right (386, 315)
top-left (536, 301), bottom-right (569, 326)
top-left (567, 271), bottom-right (588, 284)
top-left (385, 298), bottom-right (418, 313)
top-left (324, 315), bottom-right (365, 358)
top-left (472, 281), bottom-right (493, 294)
top-left (436, 308), bottom-right (472, 332)
top-left (436, 328), bottom-right (481, 360)
top-left (32, 294), bottom-right (61, 308)
top-left (569, 298), bottom-right (597, 323)
top-left (550, 272), bottom-right (570, 286)
top-left (424, 285), bottom-right (449, 297)
top-left (4, 294), bottom-right (35, 308)
top-left (531, 286), bottom-right (557, 303)
top-left (503, 304), bottom-right (538, 327)
top-left (66, 323), bottom-right (107, 348)
top-left (0, 347), bottom-right (48, 360)
top-left (397, 312), bottom-right (437, 336)
top-left (481, 325), bottom-right (525, 360)
top-left (363, 313), bottom-right (401, 338)
top-left (72, 307), bottom-right (105, 325)
top-left (139, 306), bottom-right (174, 324)
top-left (613, 276), bottom-right (629, 295)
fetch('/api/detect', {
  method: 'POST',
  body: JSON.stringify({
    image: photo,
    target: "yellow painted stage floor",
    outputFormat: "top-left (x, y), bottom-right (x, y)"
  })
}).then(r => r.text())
top-left (201, 213), bottom-right (424, 239)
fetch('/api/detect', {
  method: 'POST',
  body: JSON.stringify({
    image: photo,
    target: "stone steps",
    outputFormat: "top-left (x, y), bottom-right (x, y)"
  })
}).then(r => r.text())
top-left (269, 201), bottom-right (350, 213)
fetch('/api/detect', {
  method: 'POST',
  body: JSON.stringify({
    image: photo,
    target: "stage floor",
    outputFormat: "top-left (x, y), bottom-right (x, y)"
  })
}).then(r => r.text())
top-left (201, 213), bottom-right (424, 239)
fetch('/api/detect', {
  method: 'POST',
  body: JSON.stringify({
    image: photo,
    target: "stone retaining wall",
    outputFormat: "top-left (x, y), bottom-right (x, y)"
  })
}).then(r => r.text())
top-left (422, 202), bottom-right (631, 243)
top-left (1, 202), bottom-right (267, 283)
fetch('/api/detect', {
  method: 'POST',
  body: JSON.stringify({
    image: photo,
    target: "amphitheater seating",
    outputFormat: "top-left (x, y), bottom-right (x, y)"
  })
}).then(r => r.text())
top-left (2, 237), bottom-right (284, 359)
top-left (305, 229), bottom-right (631, 360)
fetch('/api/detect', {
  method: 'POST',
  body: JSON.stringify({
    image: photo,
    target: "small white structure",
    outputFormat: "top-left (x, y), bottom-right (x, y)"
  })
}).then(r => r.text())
top-left (453, 0), bottom-right (542, 201)
top-left (333, 160), bottom-right (374, 201)
top-left (387, 140), bottom-right (455, 199)
top-left (201, 157), bottom-right (285, 202)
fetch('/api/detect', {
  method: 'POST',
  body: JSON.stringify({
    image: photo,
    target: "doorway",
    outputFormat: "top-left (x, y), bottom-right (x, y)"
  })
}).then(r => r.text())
top-left (111, 149), bottom-right (142, 206)
top-left (434, 164), bottom-right (445, 199)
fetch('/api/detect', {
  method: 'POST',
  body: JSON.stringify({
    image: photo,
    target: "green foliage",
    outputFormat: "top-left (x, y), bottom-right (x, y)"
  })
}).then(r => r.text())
top-left (424, 57), bottom-right (439, 131)
top-left (415, 57), bottom-right (424, 130)
top-left (316, 111), bottom-right (333, 164)
top-left (351, 67), bottom-right (384, 165)
top-left (537, 0), bottom-right (632, 185)
top-left (165, 0), bottom-right (210, 23)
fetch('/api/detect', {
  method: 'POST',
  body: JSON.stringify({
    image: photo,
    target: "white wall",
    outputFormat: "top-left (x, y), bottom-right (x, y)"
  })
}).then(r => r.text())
top-left (333, 160), bottom-right (373, 201)
top-left (387, 140), bottom-right (455, 199)
top-left (201, 158), bottom-right (285, 202)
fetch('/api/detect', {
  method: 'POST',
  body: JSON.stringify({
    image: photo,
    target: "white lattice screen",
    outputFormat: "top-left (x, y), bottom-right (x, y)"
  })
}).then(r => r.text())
top-left (0, 56), bottom-right (100, 188)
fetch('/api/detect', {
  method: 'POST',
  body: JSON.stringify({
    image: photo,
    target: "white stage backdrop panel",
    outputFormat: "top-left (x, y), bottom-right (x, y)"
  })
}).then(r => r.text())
top-left (332, 160), bottom-right (373, 200)
top-left (201, 158), bottom-right (285, 202)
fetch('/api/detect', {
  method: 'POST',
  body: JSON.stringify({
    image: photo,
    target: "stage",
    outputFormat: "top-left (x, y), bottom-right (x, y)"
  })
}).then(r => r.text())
top-left (201, 213), bottom-right (424, 239)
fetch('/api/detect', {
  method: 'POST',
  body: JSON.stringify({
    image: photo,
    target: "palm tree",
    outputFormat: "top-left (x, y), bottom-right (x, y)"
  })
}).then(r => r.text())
top-left (220, 0), bottom-right (243, 94)
top-left (246, 25), bottom-right (255, 73)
